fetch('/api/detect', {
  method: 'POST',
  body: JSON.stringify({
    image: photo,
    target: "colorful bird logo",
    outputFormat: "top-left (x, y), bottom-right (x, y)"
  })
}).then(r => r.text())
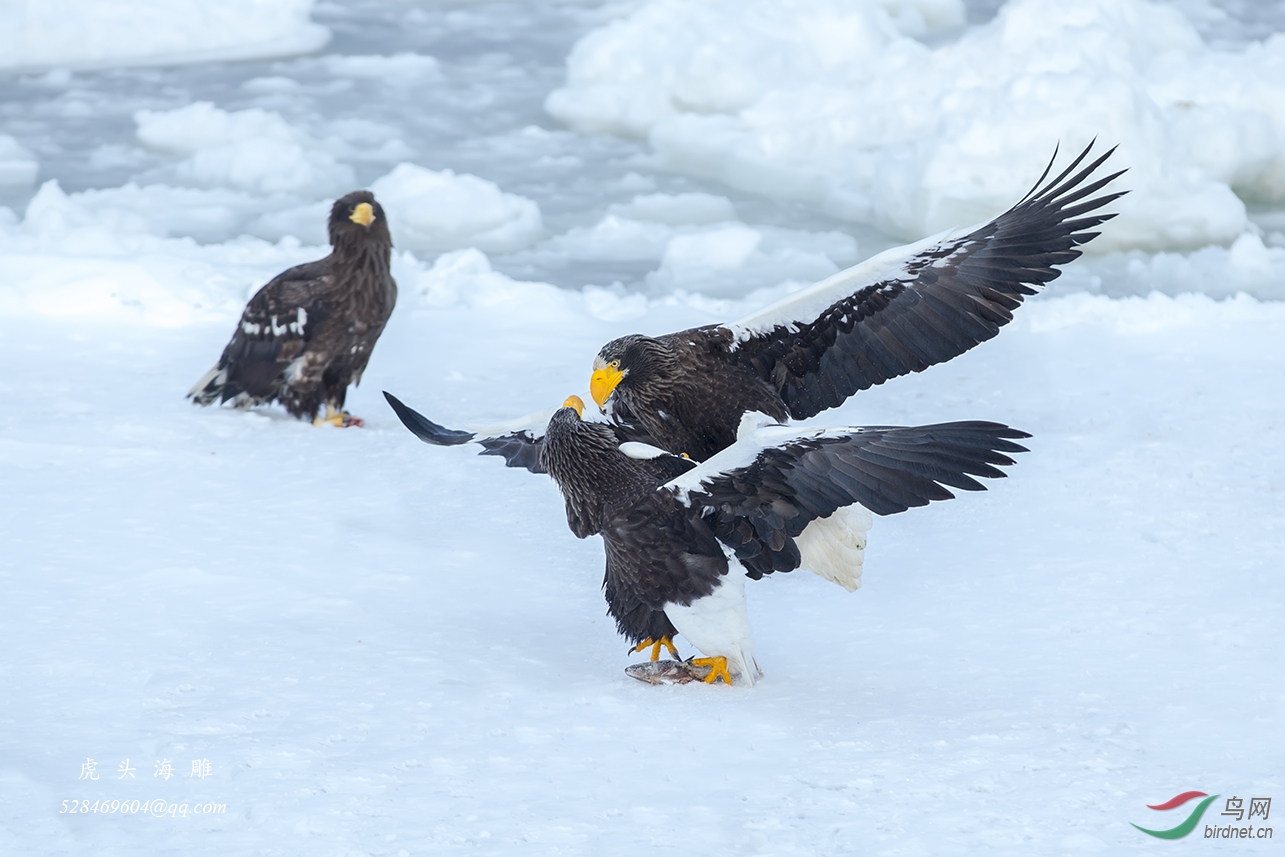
top-left (1132, 791), bottom-right (1219, 839)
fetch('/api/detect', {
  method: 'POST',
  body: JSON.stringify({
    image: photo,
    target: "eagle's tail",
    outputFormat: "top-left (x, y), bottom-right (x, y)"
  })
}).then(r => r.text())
top-left (187, 365), bottom-right (228, 405)
top-left (795, 505), bottom-right (872, 592)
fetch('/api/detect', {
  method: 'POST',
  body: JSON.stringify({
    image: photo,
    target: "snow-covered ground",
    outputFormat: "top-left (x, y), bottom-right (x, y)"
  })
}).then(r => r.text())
top-left (1, 0), bottom-right (1283, 854)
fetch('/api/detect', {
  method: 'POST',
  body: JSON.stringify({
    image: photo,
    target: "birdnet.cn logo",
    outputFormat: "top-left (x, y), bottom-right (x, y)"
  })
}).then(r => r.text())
top-left (1131, 791), bottom-right (1273, 840)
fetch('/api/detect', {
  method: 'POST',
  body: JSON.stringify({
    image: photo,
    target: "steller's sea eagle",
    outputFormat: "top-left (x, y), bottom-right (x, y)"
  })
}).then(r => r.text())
top-left (539, 395), bottom-right (1029, 685)
top-left (189, 190), bottom-right (397, 427)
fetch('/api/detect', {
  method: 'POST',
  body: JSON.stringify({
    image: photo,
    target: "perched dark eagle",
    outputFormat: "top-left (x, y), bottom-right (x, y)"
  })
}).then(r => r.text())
top-left (539, 395), bottom-right (1029, 685)
top-left (386, 142), bottom-right (1122, 462)
top-left (188, 190), bottom-right (397, 426)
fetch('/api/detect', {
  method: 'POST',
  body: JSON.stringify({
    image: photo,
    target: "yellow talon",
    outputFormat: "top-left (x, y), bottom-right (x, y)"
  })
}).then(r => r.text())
top-left (313, 404), bottom-right (363, 428)
top-left (314, 404), bottom-right (341, 427)
top-left (631, 637), bottom-right (679, 661)
top-left (691, 656), bottom-right (733, 686)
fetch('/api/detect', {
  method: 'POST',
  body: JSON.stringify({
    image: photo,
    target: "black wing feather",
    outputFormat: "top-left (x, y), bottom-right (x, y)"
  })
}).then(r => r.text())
top-left (217, 260), bottom-right (332, 401)
top-left (383, 391), bottom-right (550, 474)
top-left (678, 421), bottom-right (1030, 577)
top-left (731, 143), bottom-right (1125, 419)
top-left (383, 393), bottom-right (667, 476)
top-left (478, 432), bottom-right (548, 474)
top-left (383, 391), bottom-right (477, 445)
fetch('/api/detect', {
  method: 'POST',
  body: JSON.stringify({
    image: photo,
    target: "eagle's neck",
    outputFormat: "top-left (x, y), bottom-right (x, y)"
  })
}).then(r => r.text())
top-left (332, 237), bottom-right (392, 286)
top-left (544, 415), bottom-right (657, 538)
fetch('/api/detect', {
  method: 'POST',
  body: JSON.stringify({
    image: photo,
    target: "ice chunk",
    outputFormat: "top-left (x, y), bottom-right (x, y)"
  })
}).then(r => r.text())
top-left (548, 0), bottom-right (1285, 252)
top-left (370, 163), bottom-right (543, 255)
top-left (662, 225), bottom-right (762, 271)
top-left (0, 0), bottom-right (328, 72)
top-left (135, 102), bottom-right (355, 197)
top-left (608, 192), bottom-right (737, 225)
top-left (323, 53), bottom-right (442, 81)
top-left (0, 136), bottom-right (38, 187)
top-left (1059, 233), bottom-right (1285, 301)
top-left (646, 225), bottom-right (852, 297)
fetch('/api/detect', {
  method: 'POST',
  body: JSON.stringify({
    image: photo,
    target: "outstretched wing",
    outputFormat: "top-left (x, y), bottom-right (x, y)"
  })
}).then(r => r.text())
top-left (722, 143), bottom-right (1125, 419)
top-left (385, 392), bottom-right (667, 475)
top-left (663, 421), bottom-right (1030, 578)
top-left (383, 391), bottom-right (551, 473)
top-left (216, 259), bottom-right (332, 400)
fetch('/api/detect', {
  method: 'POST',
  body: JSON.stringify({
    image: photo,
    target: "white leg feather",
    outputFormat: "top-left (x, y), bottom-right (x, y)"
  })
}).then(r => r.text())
top-left (664, 556), bottom-right (758, 685)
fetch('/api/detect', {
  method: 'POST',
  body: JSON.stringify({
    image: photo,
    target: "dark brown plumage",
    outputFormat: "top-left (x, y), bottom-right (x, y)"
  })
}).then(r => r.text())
top-left (539, 400), bottom-right (1030, 683)
top-left (188, 190), bottom-right (397, 426)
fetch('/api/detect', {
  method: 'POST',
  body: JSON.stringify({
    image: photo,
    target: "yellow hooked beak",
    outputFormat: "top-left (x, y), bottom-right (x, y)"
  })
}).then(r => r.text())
top-left (349, 202), bottom-right (376, 227)
top-left (562, 395), bottom-right (584, 417)
top-left (590, 362), bottom-right (625, 408)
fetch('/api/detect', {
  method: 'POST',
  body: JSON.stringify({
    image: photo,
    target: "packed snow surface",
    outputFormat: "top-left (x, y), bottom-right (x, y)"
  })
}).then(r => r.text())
top-left (2, 271), bottom-right (1283, 854)
top-left (1, 0), bottom-right (1284, 853)
top-left (0, 0), bottom-right (329, 72)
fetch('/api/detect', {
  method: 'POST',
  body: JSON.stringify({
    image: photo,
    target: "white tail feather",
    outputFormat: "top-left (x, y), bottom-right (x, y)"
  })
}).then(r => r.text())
top-left (795, 505), bottom-right (872, 592)
top-left (187, 365), bottom-right (226, 400)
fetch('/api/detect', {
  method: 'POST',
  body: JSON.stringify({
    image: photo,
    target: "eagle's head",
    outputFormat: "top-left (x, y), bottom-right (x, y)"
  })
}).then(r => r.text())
top-left (590, 334), bottom-right (669, 409)
top-left (544, 395), bottom-right (614, 472)
top-left (329, 190), bottom-right (392, 248)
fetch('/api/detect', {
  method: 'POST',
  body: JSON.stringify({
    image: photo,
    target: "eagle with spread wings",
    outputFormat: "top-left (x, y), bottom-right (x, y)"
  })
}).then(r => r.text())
top-left (388, 142), bottom-right (1122, 459)
top-left (540, 395), bottom-right (1029, 685)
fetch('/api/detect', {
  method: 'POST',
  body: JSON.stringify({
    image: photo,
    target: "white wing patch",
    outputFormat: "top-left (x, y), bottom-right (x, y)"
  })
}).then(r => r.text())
top-left (736, 410), bottom-right (781, 440)
top-left (619, 441), bottom-right (672, 460)
top-left (243, 307), bottom-right (306, 338)
top-left (267, 307), bottom-right (308, 337)
top-left (720, 226), bottom-right (968, 348)
top-left (665, 424), bottom-right (860, 506)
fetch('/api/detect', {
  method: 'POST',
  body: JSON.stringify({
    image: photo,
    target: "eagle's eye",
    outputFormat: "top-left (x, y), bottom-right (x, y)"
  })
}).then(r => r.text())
top-left (609, 359), bottom-right (621, 369)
